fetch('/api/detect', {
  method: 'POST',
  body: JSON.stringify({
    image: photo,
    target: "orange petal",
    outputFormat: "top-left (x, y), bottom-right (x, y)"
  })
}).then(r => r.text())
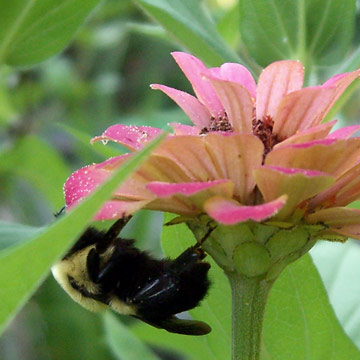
top-left (256, 60), bottom-right (304, 120)
top-left (204, 132), bottom-right (264, 202)
top-left (146, 179), bottom-right (234, 216)
top-left (204, 75), bottom-right (253, 133)
top-left (154, 136), bottom-right (220, 181)
top-left (275, 120), bottom-right (336, 148)
top-left (266, 138), bottom-right (360, 178)
top-left (327, 224), bottom-right (360, 240)
top-left (309, 162), bottom-right (360, 208)
top-left (254, 166), bottom-right (334, 219)
top-left (273, 86), bottom-right (336, 138)
top-left (307, 207), bottom-right (360, 225)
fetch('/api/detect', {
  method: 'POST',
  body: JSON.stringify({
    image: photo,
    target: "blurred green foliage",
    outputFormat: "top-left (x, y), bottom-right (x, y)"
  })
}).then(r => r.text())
top-left (1, 0), bottom-right (360, 359)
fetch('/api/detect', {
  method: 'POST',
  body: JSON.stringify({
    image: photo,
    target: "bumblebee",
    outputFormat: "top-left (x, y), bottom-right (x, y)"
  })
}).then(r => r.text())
top-left (51, 216), bottom-right (212, 335)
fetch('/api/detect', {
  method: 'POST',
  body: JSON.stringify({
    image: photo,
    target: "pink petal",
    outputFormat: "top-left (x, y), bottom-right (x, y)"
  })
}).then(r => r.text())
top-left (151, 84), bottom-right (211, 129)
top-left (65, 148), bottom-right (196, 211)
top-left (218, 63), bottom-right (257, 99)
top-left (203, 195), bottom-right (287, 225)
top-left (94, 200), bottom-right (152, 220)
top-left (169, 123), bottom-right (199, 135)
top-left (309, 162), bottom-right (360, 208)
top-left (91, 125), bottom-right (163, 151)
top-left (204, 133), bottom-right (264, 202)
top-left (265, 138), bottom-right (360, 178)
top-left (256, 60), bottom-right (304, 120)
top-left (64, 155), bottom-right (156, 208)
top-left (146, 179), bottom-right (231, 197)
top-left (321, 69), bottom-right (360, 117)
top-left (204, 74), bottom-right (253, 133)
top-left (275, 120), bottom-right (336, 148)
top-left (254, 166), bottom-right (334, 219)
top-left (327, 124), bottom-right (360, 139)
top-left (171, 52), bottom-right (224, 117)
top-left (307, 207), bottom-right (360, 225)
top-left (273, 86), bottom-right (336, 138)
top-left (65, 156), bottom-right (128, 207)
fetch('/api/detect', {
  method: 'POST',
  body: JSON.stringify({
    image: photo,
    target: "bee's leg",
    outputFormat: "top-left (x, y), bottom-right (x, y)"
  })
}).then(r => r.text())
top-left (86, 248), bottom-right (101, 283)
top-left (193, 223), bottom-right (216, 248)
top-left (95, 216), bottom-right (132, 253)
top-left (168, 223), bottom-right (215, 271)
top-left (106, 215), bottom-right (132, 239)
top-left (86, 247), bottom-right (123, 292)
top-left (169, 246), bottom-right (206, 271)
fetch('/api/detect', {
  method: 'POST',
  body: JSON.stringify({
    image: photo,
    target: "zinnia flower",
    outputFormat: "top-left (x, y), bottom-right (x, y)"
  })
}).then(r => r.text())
top-left (64, 52), bottom-right (360, 240)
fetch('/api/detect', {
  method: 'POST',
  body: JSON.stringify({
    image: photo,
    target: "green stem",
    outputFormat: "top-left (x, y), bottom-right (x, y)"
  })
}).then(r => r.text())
top-left (227, 273), bottom-right (274, 360)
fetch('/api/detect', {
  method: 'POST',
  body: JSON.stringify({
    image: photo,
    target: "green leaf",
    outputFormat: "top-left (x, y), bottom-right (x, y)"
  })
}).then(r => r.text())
top-left (0, 132), bottom-right (166, 335)
top-left (0, 0), bottom-right (101, 67)
top-left (239, 0), bottom-right (355, 68)
top-left (334, 45), bottom-right (360, 74)
top-left (263, 254), bottom-right (360, 359)
top-left (311, 240), bottom-right (360, 349)
top-left (134, 0), bottom-right (245, 68)
top-left (0, 135), bottom-right (69, 208)
top-left (0, 221), bottom-right (41, 250)
top-left (161, 213), bottom-right (231, 360)
top-left (56, 122), bottom-right (120, 160)
top-left (103, 312), bottom-right (161, 360)
top-left (306, 0), bottom-right (355, 65)
top-left (217, 3), bottom-right (240, 49)
top-left (0, 68), bottom-right (17, 125)
top-left (132, 321), bottom-right (212, 360)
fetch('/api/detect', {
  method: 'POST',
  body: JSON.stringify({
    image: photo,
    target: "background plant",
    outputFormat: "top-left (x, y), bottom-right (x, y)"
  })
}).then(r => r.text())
top-left (0, 0), bottom-right (360, 359)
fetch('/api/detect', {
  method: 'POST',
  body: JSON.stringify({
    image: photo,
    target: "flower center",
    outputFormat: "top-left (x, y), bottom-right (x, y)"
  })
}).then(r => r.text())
top-left (252, 115), bottom-right (280, 158)
top-left (200, 113), bottom-right (233, 134)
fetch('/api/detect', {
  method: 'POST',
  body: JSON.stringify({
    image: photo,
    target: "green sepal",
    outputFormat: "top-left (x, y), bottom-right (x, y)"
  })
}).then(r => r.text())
top-left (265, 226), bottom-right (310, 262)
top-left (233, 242), bottom-right (271, 277)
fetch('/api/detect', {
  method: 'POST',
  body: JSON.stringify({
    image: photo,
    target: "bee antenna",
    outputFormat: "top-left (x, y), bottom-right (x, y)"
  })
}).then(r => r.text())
top-left (54, 206), bottom-right (66, 218)
top-left (105, 215), bottom-right (133, 240)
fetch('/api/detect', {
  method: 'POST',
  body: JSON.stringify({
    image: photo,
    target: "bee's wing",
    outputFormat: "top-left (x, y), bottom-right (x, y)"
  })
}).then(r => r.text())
top-left (131, 276), bottom-right (177, 306)
top-left (135, 315), bottom-right (211, 336)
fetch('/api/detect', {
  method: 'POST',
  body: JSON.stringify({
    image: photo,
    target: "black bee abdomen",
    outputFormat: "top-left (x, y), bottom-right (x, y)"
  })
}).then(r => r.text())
top-left (130, 247), bottom-right (211, 320)
top-left (55, 217), bottom-right (213, 335)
